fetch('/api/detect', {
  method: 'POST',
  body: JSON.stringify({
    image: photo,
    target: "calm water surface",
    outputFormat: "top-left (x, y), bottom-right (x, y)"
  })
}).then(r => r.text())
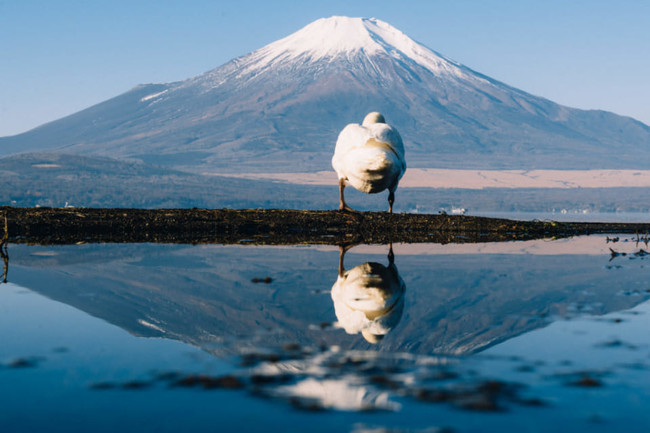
top-left (1, 235), bottom-right (650, 432)
top-left (474, 211), bottom-right (650, 223)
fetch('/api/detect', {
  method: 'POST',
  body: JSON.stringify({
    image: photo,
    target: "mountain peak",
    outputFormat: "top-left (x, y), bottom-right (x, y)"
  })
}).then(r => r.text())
top-left (267, 16), bottom-right (388, 58)
top-left (245, 16), bottom-right (460, 75)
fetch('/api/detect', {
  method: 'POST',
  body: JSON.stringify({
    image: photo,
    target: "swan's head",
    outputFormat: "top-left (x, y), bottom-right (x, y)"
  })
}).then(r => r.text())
top-left (362, 112), bottom-right (386, 126)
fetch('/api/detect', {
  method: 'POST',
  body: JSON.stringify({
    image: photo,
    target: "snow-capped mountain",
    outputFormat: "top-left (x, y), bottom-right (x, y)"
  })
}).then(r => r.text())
top-left (1, 16), bottom-right (649, 172)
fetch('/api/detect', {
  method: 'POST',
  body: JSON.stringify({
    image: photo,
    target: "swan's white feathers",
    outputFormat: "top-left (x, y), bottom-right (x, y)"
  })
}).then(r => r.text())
top-left (331, 262), bottom-right (405, 339)
top-left (332, 117), bottom-right (406, 194)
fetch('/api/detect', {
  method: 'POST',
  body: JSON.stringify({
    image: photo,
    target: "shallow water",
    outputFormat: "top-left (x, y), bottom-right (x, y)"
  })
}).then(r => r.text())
top-left (1, 235), bottom-right (650, 432)
top-left (474, 211), bottom-right (650, 223)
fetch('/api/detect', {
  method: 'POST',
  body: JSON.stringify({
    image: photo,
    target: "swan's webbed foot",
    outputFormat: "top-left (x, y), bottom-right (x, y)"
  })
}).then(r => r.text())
top-left (339, 204), bottom-right (359, 213)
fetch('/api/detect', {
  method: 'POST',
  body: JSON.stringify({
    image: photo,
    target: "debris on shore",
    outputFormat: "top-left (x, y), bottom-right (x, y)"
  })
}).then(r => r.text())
top-left (1, 206), bottom-right (649, 246)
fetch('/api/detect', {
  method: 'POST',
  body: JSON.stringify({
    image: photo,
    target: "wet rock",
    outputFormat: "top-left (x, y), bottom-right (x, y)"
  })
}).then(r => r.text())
top-left (456, 380), bottom-right (516, 412)
top-left (595, 339), bottom-right (637, 350)
top-left (414, 388), bottom-right (454, 403)
top-left (240, 352), bottom-right (283, 367)
top-left (420, 370), bottom-right (460, 382)
top-left (412, 379), bottom-right (531, 413)
top-left (282, 343), bottom-right (301, 351)
top-left (250, 373), bottom-right (293, 385)
top-left (515, 365), bottom-right (536, 373)
top-left (251, 276), bottom-right (273, 284)
top-left (570, 375), bottom-right (604, 388)
top-left (369, 375), bottom-right (403, 390)
top-left (7, 357), bottom-right (42, 368)
top-left (288, 396), bottom-right (325, 412)
top-left (455, 394), bottom-right (502, 412)
top-left (121, 380), bottom-right (152, 390)
top-left (89, 382), bottom-right (117, 390)
top-left (171, 374), bottom-right (245, 390)
top-left (517, 397), bottom-right (547, 407)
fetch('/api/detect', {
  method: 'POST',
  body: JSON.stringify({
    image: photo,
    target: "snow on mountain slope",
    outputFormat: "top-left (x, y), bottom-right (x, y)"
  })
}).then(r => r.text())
top-left (187, 16), bottom-right (489, 94)
top-left (239, 17), bottom-right (468, 78)
top-left (1, 16), bottom-right (649, 173)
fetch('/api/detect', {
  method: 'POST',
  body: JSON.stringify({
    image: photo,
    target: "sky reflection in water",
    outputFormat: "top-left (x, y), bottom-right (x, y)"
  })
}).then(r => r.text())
top-left (1, 235), bottom-right (650, 432)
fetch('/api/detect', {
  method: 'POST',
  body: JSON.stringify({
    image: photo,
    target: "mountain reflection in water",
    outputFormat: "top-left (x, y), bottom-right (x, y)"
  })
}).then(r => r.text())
top-left (5, 235), bottom-right (650, 357)
top-left (3, 235), bottom-right (650, 430)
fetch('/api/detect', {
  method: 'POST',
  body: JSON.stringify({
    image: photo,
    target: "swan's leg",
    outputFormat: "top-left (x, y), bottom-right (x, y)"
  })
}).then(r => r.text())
top-left (338, 178), bottom-right (346, 210)
top-left (338, 178), bottom-right (357, 212)
top-left (388, 190), bottom-right (395, 214)
top-left (338, 243), bottom-right (357, 276)
top-left (338, 245), bottom-right (347, 277)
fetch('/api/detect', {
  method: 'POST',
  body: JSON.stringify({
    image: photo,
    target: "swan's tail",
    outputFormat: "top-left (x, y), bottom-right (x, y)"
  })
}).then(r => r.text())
top-left (345, 146), bottom-right (401, 194)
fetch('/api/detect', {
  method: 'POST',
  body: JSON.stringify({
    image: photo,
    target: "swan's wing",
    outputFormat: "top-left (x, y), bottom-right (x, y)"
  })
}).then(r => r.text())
top-left (369, 124), bottom-right (405, 162)
top-left (332, 123), bottom-right (371, 176)
top-left (334, 124), bottom-right (370, 153)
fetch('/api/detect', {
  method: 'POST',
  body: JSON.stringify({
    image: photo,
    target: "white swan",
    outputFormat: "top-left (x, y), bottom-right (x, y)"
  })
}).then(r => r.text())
top-left (331, 245), bottom-right (405, 344)
top-left (332, 112), bottom-right (406, 213)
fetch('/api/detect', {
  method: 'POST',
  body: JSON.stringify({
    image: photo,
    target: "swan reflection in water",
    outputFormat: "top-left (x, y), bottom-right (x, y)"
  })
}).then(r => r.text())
top-left (331, 244), bottom-right (405, 343)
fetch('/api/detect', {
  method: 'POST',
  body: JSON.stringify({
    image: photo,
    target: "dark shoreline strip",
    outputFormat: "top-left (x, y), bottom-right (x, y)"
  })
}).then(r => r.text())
top-left (1, 206), bottom-right (649, 246)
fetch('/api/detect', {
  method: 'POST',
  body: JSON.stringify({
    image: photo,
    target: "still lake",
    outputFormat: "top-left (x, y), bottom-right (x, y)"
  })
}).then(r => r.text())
top-left (1, 234), bottom-right (650, 432)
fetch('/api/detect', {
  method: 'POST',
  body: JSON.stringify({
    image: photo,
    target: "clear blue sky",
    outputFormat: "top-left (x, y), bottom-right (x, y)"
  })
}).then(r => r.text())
top-left (1, 0), bottom-right (649, 137)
